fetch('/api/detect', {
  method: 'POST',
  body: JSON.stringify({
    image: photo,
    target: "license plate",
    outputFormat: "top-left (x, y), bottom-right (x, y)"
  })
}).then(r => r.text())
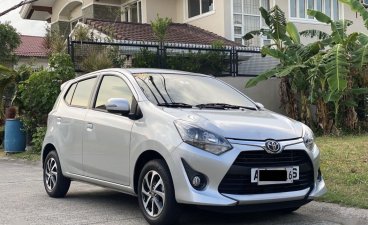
top-left (251, 167), bottom-right (299, 185)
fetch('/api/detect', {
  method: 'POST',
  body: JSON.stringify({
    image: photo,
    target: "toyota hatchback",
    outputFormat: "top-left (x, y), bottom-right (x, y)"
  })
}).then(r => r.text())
top-left (42, 68), bottom-right (326, 225)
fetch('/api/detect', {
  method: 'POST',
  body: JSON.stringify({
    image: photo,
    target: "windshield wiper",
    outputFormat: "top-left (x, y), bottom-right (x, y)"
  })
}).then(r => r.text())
top-left (158, 102), bottom-right (193, 108)
top-left (195, 103), bottom-right (257, 110)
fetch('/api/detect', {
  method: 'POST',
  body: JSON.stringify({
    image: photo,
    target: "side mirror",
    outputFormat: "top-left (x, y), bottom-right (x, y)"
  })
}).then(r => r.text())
top-left (255, 102), bottom-right (265, 109)
top-left (106, 98), bottom-right (130, 114)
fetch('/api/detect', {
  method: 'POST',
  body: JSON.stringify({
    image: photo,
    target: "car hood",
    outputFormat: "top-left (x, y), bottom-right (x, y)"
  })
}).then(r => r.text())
top-left (162, 108), bottom-right (303, 141)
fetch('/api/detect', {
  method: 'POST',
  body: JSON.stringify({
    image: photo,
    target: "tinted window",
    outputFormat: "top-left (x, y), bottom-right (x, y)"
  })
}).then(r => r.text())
top-left (95, 76), bottom-right (133, 110)
top-left (64, 83), bottom-right (77, 105)
top-left (71, 78), bottom-right (97, 108)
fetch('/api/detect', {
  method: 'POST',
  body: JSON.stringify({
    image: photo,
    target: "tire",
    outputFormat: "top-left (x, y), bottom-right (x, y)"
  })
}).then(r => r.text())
top-left (43, 150), bottom-right (71, 198)
top-left (138, 159), bottom-right (180, 225)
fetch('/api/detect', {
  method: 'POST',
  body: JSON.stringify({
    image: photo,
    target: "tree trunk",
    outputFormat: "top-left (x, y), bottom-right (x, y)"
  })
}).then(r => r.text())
top-left (280, 77), bottom-right (298, 119)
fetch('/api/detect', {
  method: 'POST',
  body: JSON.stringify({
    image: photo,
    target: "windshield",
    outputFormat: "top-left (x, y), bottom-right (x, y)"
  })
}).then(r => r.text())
top-left (134, 73), bottom-right (256, 109)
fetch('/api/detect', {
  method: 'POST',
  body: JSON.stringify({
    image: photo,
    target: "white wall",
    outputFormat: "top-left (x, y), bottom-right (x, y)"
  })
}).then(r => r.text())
top-left (219, 76), bottom-right (284, 114)
top-left (14, 57), bottom-right (49, 70)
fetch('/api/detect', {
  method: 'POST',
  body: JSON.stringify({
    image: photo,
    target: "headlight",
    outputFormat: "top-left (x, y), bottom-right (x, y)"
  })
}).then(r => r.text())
top-left (174, 120), bottom-right (232, 155)
top-left (302, 124), bottom-right (315, 151)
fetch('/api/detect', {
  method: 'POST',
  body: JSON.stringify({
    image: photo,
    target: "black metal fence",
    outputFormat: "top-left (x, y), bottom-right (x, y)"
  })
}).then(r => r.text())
top-left (68, 38), bottom-right (279, 77)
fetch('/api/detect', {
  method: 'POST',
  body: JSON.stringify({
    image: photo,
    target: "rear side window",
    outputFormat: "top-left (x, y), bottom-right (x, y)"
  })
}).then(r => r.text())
top-left (70, 78), bottom-right (97, 108)
top-left (94, 75), bottom-right (133, 110)
top-left (64, 83), bottom-right (77, 105)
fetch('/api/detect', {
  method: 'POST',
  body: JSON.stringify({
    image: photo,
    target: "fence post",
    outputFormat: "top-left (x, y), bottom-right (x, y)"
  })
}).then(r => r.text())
top-left (231, 47), bottom-right (237, 77)
top-left (67, 36), bottom-right (70, 55)
top-left (158, 42), bottom-right (165, 69)
top-left (235, 48), bottom-right (239, 77)
top-left (70, 41), bottom-right (75, 66)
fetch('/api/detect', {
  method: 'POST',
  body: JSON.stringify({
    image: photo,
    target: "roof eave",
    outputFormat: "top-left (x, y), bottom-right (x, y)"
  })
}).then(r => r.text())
top-left (19, 4), bottom-right (32, 19)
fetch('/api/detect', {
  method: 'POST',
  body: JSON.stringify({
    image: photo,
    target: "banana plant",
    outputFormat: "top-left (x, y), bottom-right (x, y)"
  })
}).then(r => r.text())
top-left (244, 5), bottom-right (322, 124)
top-left (244, 3), bottom-right (368, 133)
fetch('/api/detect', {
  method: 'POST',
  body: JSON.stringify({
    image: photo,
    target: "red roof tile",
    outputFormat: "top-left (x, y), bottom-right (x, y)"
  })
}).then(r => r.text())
top-left (86, 19), bottom-right (239, 46)
top-left (15, 35), bottom-right (47, 57)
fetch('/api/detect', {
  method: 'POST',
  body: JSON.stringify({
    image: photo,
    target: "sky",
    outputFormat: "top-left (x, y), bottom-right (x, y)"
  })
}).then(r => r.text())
top-left (0, 0), bottom-right (47, 36)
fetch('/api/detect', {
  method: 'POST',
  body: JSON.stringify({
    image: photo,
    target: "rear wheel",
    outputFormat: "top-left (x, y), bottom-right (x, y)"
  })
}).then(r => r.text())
top-left (43, 150), bottom-right (71, 198)
top-left (138, 159), bottom-right (180, 225)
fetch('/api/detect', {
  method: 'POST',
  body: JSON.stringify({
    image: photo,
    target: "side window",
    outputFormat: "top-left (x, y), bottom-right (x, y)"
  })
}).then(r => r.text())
top-left (94, 75), bottom-right (133, 110)
top-left (64, 83), bottom-right (77, 105)
top-left (71, 78), bottom-right (97, 108)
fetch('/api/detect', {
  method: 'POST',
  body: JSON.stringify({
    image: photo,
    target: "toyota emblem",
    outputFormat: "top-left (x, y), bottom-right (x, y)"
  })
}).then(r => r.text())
top-left (265, 140), bottom-right (282, 154)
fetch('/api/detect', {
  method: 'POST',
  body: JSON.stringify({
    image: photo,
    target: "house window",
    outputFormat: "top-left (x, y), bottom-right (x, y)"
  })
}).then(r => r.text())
top-left (122, 1), bottom-right (142, 23)
top-left (232, 0), bottom-right (270, 47)
top-left (187, 0), bottom-right (214, 18)
top-left (289, 0), bottom-right (340, 20)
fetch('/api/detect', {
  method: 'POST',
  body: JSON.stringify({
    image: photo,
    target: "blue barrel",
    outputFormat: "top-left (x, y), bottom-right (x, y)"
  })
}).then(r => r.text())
top-left (4, 119), bottom-right (26, 153)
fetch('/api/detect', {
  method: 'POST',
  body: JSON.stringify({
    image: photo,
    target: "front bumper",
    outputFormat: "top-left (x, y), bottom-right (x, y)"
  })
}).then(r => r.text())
top-left (170, 138), bottom-right (327, 207)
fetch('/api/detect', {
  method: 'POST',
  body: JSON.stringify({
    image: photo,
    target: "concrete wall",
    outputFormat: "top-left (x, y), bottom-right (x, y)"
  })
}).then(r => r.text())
top-left (145, 0), bottom-right (179, 23)
top-left (219, 77), bottom-right (283, 114)
top-left (14, 57), bottom-right (49, 70)
top-left (179, 0), bottom-right (227, 37)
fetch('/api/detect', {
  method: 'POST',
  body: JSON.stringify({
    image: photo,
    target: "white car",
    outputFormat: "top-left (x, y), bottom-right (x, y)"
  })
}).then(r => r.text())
top-left (42, 68), bottom-right (327, 225)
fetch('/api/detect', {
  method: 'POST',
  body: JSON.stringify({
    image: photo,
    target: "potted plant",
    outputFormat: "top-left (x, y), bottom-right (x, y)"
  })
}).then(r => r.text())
top-left (4, 106), bottom-right (26, 153)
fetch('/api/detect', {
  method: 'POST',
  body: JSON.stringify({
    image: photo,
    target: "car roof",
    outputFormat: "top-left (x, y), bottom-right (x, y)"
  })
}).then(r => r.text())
top-left (61, 68), bottom-right (212, 90)
top-left (83, 68), bottom-right (210, 78)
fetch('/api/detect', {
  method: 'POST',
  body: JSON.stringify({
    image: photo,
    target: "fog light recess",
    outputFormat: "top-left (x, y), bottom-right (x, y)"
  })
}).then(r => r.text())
top-left (317, 168), bottom-right (322, 181)
top-left (181, 159), bottom-right (207, 191)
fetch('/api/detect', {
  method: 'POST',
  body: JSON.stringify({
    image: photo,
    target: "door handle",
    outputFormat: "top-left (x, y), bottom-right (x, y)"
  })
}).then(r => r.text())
top-left (86, 123), bottom-right (94, 131)
top-left (56, 117), bottom-right (62, 125)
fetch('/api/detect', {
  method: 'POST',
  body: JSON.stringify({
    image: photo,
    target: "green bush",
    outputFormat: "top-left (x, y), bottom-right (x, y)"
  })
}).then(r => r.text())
top-left (81, 49), bottom-right (114, 72)
top-left (17, 70), bottom-right (61, 133)
top-left (132, 48), bottom-right (159, 68)
top-left (166, 51), bottom-right (226, 76)
top-left (15, 53), bottom-right (75, 135)
top-left (49, 53), bottom-right (75, 82)
top-left (132, 47), bottom-right (227, 76)
top-left (31, 127), bottom-right (47, 153)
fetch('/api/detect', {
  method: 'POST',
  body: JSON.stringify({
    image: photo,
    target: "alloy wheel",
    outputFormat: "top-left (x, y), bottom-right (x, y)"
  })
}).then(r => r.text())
top-left (141, 170), bottom-right (166, 217)
top-left (45, 157), bottom-right (58, 191)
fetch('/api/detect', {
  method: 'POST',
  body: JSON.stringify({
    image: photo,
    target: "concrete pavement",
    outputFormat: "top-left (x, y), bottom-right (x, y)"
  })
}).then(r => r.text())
top-left (0, 158), bottom-right (367, 225)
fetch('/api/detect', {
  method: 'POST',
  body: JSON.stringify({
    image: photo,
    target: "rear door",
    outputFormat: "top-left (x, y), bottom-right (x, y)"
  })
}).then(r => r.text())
top-left (83, 74), bottom-right (135, 185)
top-left (54, 77), bottom-right (97, 175)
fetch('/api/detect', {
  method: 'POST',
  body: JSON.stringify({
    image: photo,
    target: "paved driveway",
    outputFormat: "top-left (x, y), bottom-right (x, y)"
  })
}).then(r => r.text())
top-left (0, 159), bottom-right (367, 225)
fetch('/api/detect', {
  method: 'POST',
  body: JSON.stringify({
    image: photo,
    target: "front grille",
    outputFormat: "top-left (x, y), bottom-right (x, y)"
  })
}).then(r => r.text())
top-left (218, 150), bottom-right (314, 195)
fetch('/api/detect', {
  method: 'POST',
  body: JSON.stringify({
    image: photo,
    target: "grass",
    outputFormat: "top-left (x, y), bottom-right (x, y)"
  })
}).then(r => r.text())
top-left (0, 148), bottom-right (40, 161)
top-left (316, 135), bottom-right (368, 209)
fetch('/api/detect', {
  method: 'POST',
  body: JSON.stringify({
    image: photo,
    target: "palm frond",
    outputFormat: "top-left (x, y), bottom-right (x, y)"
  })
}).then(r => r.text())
top-left (245, 66), bottom-right (280, 88)
top-left (300, 29), bottom-right (329, 40)
top-left (274, 64), bottom-right (306, 77)
top-left (260, 46), bottom-right (288, 61)
top-left (352, 41), bottom-right (368, 69)
top-left (286, 22), bottom-right (300, 44)
top-left (323, 44), bottom-right (349, 95)
top-left (269, 5), bottom-right (287, 40)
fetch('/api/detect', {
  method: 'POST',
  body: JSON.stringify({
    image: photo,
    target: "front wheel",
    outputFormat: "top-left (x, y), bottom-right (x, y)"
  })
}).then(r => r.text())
top-left (43, 150), bottom-right (71, 198)
top-left (138, 159), bottom-right (180, 225)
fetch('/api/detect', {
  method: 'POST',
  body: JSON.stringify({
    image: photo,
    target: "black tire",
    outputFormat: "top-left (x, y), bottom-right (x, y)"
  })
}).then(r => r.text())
top-left (138, 159), bottom-right (180, 225)
top-left (43, 150), bottom-right (71, 198)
